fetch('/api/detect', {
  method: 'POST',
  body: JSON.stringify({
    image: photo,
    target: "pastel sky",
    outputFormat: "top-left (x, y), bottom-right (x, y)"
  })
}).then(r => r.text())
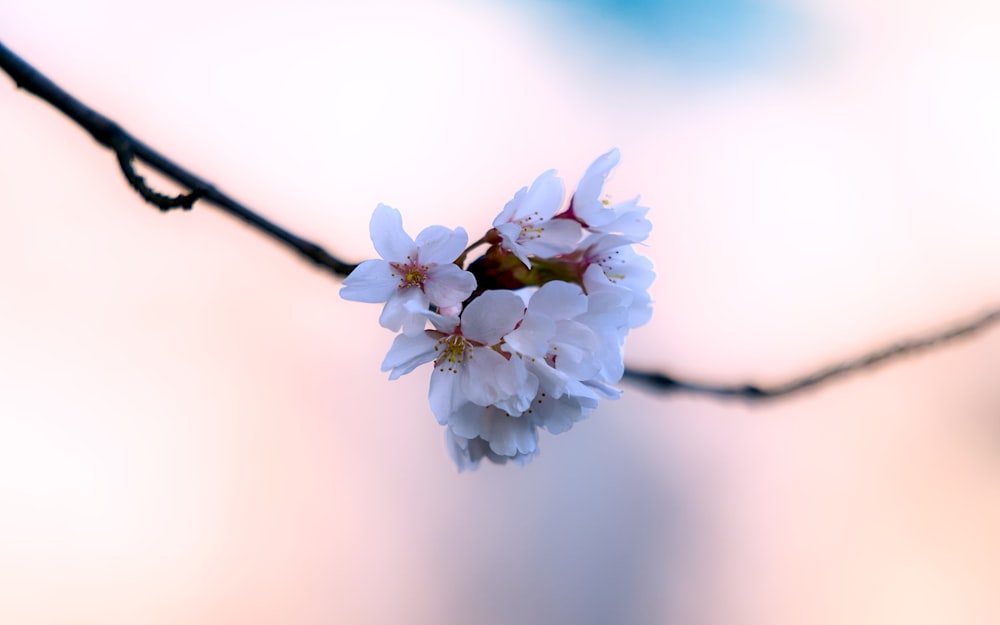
top-left (1, 1), bottom-right (999, 624)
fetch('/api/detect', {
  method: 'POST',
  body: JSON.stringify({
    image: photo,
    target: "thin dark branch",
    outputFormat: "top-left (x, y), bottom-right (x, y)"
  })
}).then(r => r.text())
top-left (113, 140), bottom-right (204, 210)
top-left (624, 308), bottom-right (1000, 400)
top-left (0, 39), bottom-right (357, 276)
top-left (2, 39), bottom-right (996, 403)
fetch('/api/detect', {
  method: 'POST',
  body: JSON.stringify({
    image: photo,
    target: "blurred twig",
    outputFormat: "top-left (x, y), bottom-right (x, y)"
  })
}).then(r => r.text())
top-left (0, 39), bottom-right (356, 276)
top-left (624, 308), bottom-right (1000, 399)
top-left (2, 39), bottom-right (996, 402)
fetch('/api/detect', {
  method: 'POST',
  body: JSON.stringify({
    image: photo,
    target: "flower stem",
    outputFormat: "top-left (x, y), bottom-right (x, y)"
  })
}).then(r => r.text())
top-left (454, 229), bottom-right (500, 268)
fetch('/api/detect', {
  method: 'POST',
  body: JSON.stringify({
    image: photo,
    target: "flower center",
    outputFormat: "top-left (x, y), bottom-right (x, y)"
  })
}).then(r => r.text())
top-left (588, 248), bottom-right (626, 284)
top-left (516, 211), bottom-right (544, 241)
top-left (390, 256), bottom-right (429, 289)
top-left (434, 334), bottom-right (471, 373)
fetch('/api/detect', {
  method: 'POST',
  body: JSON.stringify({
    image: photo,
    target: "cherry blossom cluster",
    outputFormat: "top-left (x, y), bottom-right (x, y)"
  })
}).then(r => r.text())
top-left (340, 149), bottom-right (653, 470)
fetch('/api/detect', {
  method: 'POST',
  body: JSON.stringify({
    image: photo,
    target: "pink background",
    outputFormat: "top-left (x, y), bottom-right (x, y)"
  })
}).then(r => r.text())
top-left (2, 1), bottom-right (999, 623)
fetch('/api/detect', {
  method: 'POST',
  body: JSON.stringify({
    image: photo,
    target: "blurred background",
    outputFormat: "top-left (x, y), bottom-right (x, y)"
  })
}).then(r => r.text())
top-left (1, 1), bottom-right (999, 623)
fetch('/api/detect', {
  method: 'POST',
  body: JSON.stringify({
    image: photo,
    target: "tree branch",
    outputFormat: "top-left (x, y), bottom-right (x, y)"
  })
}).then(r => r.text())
top-left (2, 38), bottom-right (996, 402)
top-left (624, 308), bottom-right (1000, 399)
top-left (0, 39), bottom-right (357, 276)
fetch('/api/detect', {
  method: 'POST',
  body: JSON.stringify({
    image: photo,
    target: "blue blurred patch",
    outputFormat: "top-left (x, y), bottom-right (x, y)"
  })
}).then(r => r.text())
top-left (513, 0), bottom-right (807, 75)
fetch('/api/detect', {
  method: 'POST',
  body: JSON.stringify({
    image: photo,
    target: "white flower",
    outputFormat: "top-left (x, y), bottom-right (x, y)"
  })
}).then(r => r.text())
top-left (579, 234), bottom-right (655, 330)
top-left (530, 382), bottom-right (600, 434)
top-left (340, 204), bottom-right (477, 335)
top-left (504, 281), bottom-right (600, 386)
top-left (381, 290), bottom-right (538, 424)
top-left (448, 403), bottom-right (539, 458)
top-left (502, 281), bottom-right (608, 435)
top-left (574, 288), bottom-right (631, 385)
top-left (571, 148), bottom-right (651, 242)
top-left (446, 429), bottom-right (537, 472)
top-left (343, 150), bottom-right (655, 470)
top-left (493, 169), bottom-right (582, 267)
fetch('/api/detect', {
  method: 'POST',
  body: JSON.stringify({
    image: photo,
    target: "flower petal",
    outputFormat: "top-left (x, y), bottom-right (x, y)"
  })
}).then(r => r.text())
top-left (338, 259), bottom-right (397, 303)
top-left (423, 263), bottom-right (477, 309)
top-left (531, 392), bottom-right (590, 435)
top-left (448, 403), bottom-right (486, 439)
top-left (495, 222), bottom-right (532, 268)
top-left (502, 312), bottom-right (554, 360)
top-left (481, 410), bottom-right (537, 457)
top-left (599, 198), bottom-right (651, 241)
top-left (445, 430), bottom-right (482, 472)
top-left (573, 148), bottom-right (621, 226)
top-left (493, 186), bottom-right (527, 227)
top-left (370, 203), bottom-right (416, 262)
top-left (529, 280), bottom-right (588, 320)
top-left (489, 356), bottom-right (538, 417)
top-left (429, 366), bottom-right (462, 424)
top-left (415, 225), bottom-right (468, 265)
top-left (551, 320), bottom-right (600, 380)
top-left (517, 169), bottom-right (564, 221)
top-left (518, 217), bottom-right (581, 257)
top-left (381, 332), bottom-right (438, 380)
top-left (378, 287), bottom-right (428, 333)
top-left (457, 347), bottom-right (514, 407)
top-left (459, 290), bottom-right (525, 345)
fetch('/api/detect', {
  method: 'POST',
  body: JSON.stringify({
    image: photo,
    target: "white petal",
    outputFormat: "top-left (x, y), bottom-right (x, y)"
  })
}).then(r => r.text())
top-left (584, 378), bottom-right (623, 399)
top-left (509, 450), bottom-right (537, 466)
top-left (460, 290), bottom-right (525, 345)
top-left (517, 169), bottom-right (564, 221)
top-left (580, 148), bottom-right (622, 190)
top-left (399, 305), bottom-right (432, 336)
top-left (585, 289), bottom-right (630, 317)
top-left (448, 403), bottom-right (486, 439)
top-left (490, 356), bottom-right (538, 417)
top-left (423, 264), bottom-right (477, 308)
top-left (381, 332), bottom-right (438, 379)
top-left (582, 263), bottom-right (631, 302)
top-left (582, 249), bottom-right (655, 331)
top-left (445, 429), bottom-right (481, 472)
top-left (338, 259), bottom-right (398, 303)
top-left (619, 254), bottom-right (656, 291)
top-left (600, 348), bottom-right (626, 384)
top-left (583, 232), bottom-right (635, 258)
top-left (627, 297), bottom-right (653, 329)
top-left (496, 357), bottom-right (538, 416)
top-left (427, 311), bottom-right (461, 334)
top-left (573, 148), bottom-right (621, 224)
top-left (495, 222), bottom-right (532, 268)
top-left (529, 359), bottom-right (571, 398)
top-left (531, 380), bottom-right (598, 434)
top-left (529, 280), bottom-right (587, 319)
top-left (493, 186), bottom-right (527, 227)
top-left (429, 366), bottom-right (462, 424)
top-left (532, 393), bottom-right (586, 435)
top-left (502, 312), bottom-right (554, 360)
top-left (378, 287), bottom-right (428, 333)
top-left (563, 378), bottom-right (601, 408)
top-left (370, 203), bottom-right (416, 262)
top-left (551, 320), bottom-right (601, 380)
top-left (518, 217), bottom-right (582, 257)
top-left (457, 347), bottom-right (513, 407)
top-left (451, 432), bottom-right (537, 468)
top-left (415, 225), bottom-right (468, 265)
top-left (597, 198), bottom-right (651, 241)
top-left (481, 410), bottom-right (538, 457)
